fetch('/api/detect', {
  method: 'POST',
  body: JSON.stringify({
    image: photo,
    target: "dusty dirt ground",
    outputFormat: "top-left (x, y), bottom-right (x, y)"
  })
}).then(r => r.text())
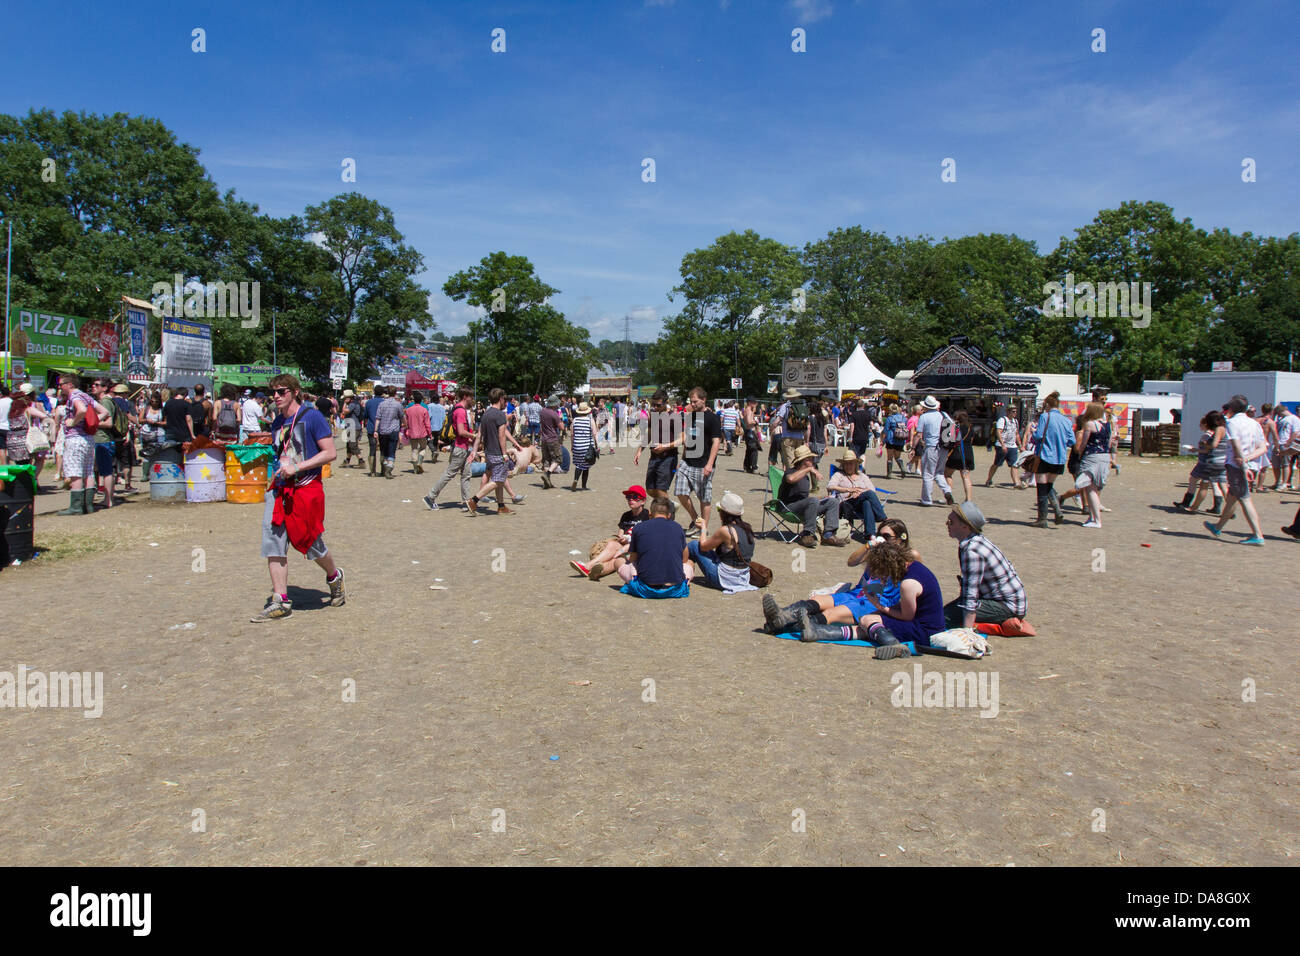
top-left (2, 445), bottom-right (1297, 866)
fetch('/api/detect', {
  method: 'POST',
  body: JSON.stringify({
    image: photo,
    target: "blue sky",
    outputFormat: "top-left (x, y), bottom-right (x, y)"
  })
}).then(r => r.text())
top-left (3, 0), bottom-right (1297, 344)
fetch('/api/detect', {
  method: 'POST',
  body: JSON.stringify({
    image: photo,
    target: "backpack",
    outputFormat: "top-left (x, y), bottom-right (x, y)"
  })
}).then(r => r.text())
top-left (105, 399), bottom-right (130, 440)
top-left (785, 401), bottom-right (810, 432)
top-left (83, 399), bottom-right (100, 432)
top-left (440, 407), bottom-right (458, 443)
top-left (938, 412), bottom-right (959, 449)
top-left (215, 399), bottom-right (240, 439)
top-left (890, 416), bottom-right (908, 443)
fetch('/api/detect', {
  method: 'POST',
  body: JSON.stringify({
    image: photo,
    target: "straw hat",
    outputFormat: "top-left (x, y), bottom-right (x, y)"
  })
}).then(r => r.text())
top-left (112, 383), bottom-right (130, 394)
top-left (782, 388), bottom-right (803, 399)
top-left (834, 447), bottom-right (861, 466)
top-left (790, 444), bottom-right (816, 464)
top-left (342, 389), bottom-right (355, 397)
top-left (18, 382), bottom-right (36, 395)
top-left (576, 402), bottom-right (592, 414)
top-left (717, 491), bottom-right (744, 516)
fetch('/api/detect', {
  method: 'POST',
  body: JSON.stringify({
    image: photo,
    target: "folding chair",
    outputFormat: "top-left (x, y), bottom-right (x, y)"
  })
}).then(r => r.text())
top-left (761, 465), bottom-right (803, 542)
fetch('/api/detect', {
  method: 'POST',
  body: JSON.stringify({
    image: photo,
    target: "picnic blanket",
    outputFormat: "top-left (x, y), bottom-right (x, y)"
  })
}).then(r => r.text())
top-left (770, 631), bottom-right (918, 654)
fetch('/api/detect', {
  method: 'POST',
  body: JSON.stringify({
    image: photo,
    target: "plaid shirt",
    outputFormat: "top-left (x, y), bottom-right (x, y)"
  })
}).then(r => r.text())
top-left (957, 533), bottom-right (1026, 616)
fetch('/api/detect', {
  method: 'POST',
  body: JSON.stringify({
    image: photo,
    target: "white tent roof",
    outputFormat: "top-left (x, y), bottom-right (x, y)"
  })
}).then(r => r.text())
top-left (838, 344), bottom-right (893, 392)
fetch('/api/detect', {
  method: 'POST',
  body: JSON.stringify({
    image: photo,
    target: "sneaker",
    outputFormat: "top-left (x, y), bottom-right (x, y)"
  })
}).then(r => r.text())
top-left (423, 495), bottom-right (437, 511)
top-left (569, 560), bottom-right (591, 576)
top-left (511, 494), bottom-right (526, 504)
top-left (1099, 505), bottom-right (1112, 513)
top-left (587, 562), bottom-right (605, 580)
top-left (1280, 526), bottom-right (1300, 539)
top-left (1082, 519), bottom-right (1101, 529)
top-left (251, 595), bottom-right (292, 622)
top-left (327, 568), bottom-right (346, 606)
top-left (685, 525), bottom-right (701, 539)
top-left (466, 497), bottom-right (479, 516)
top-left (1203, 520), bottom-right (1222, 538)
top-left (1240, 536), bottom-right (1265, 546)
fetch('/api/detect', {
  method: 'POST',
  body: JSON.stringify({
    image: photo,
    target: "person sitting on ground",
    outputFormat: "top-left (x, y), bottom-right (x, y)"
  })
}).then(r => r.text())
top-left (687, 491), bottom-right (757, 593)
top-left (508, 435), bottom-right (542, 478)
top-left (765, 532), bottom-right (946, 660)
top-left (779, 444), bottom-right (844, 548)
top-left (615, 497), bottom-right (693, 598)
top-left (572, 485), bottom-right (651, 580)
top-left (762, 517), bottom-right (917, 634)
top-left (826, 447), bottom-right (887, 540)
top-left (943, 501), bottom-right (1030, 631)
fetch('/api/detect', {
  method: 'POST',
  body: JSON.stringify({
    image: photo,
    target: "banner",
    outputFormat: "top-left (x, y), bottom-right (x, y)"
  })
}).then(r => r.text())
top-left (10, 305), bottom-right (115, 377)
top-left (161, 318), bottom-right (212, 370)
top-left (380, 367), bottom-right (405, 389)
top-left (782, 357), bottom-right (838, 391)
top-left (1059, 400), bottom-right (1133, 444)
top-left (126, 307), bottom-right (150, 379)
top-left (213, 364), bottom-right (301, 387)
top-left (330, 349), bottom-right (348, 381)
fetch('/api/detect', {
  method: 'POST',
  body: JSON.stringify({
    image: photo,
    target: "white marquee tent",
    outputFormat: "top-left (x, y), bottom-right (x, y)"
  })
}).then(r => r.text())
top-left (838, 344), bottom-right (893, 396)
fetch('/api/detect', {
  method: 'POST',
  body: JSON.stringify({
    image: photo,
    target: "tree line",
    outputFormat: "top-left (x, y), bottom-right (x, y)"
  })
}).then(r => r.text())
top-left (3, 110), bottom-right (1294, 396)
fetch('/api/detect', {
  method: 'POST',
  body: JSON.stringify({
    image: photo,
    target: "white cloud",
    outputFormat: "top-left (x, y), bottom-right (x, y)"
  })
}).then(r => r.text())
top-left (790, 0), bottom-right (833, 23)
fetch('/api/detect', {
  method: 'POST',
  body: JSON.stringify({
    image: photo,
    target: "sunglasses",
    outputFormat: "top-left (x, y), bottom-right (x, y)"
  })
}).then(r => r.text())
top-left (272, 387), bottom-right (292, 395)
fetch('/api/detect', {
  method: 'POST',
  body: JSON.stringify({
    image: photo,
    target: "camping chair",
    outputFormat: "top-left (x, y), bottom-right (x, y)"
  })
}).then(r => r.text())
top-left (761, 465), bottom-right (803, 542)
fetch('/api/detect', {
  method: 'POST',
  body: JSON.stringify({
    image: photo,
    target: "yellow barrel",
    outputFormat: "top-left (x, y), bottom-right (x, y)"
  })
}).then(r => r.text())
top-left (225, 449), bottom-right (269, 504)
top-left (322, 462), bottom-right (331, 480)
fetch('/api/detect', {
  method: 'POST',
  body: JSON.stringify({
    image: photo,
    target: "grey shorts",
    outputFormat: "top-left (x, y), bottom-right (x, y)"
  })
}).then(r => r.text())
top-left (261, 495), bottom-right (328, 560)
top-left (1226, 465), bottom-right (1250, 500)
top-left (993, 446), bottom-right (1019, 467)
top-left (1078, 453), bottom-right (1109, 491)
top-left (674, 462), bottom-right (712, 503)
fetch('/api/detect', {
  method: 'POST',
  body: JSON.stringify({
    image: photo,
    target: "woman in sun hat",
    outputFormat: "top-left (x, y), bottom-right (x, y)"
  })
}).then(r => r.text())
top-left (687, 491), bottom-right (758, 592)
top-left (570, 400), bottom-right (596, 491)
top-left (826, 446), bottom-right (888, 540)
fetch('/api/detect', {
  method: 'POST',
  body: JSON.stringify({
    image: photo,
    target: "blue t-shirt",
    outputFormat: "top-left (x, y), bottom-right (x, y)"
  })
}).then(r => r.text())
top-left (271, 405), bottom-right (333, 486)
top-left (363, 396), bottom-right (383, 434)
top-left (884, 561), bottom-right (946, 646)
top-left (427, 402), bottom-right (447, 433)
top-left (630, 518), bottom-right (687, 587)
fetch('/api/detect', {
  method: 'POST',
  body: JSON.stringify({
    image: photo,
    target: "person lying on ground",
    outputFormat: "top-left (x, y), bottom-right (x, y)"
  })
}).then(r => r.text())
top-left (763, 536), bottom-right (946, 660)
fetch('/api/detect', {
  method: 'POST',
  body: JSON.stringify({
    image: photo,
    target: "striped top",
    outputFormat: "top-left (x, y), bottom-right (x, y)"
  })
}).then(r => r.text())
top-left (571, 414), bottom-right (594, 465)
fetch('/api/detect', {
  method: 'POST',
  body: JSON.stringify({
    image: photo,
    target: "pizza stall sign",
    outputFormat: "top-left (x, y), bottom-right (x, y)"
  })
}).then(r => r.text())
top-left (13, 307), bottom-right (117, 367)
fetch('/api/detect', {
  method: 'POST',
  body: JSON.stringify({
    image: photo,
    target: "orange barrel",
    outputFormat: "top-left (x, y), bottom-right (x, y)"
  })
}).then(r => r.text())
top-left (185, 447), bottom-right (227, 502)
top-left (322, 462), bottom-right (331, 480)
top-left (225, 448), bottom-right (271, 504)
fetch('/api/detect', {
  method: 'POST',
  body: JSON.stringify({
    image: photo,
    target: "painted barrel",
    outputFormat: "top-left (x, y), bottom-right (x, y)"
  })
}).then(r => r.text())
top-left (225, 449), bottom-right (269, 504)
top-left (322, 462), bottom-right (331, 480)
top-left (185, 448), bottom-right (227, 503)
top-left (149, 446), bottom-right (187, 502)
top-left (0, 469), bottom-right (36, 566)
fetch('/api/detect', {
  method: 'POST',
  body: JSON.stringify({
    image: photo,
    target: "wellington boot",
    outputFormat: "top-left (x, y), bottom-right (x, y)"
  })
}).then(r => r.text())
top-left (1049, 488), bottom-right (1064, 524)
top-left (383, 464), bottom-right (394, 479)
top-left (1031, 497), bottom-right (1049, 528)
top-left (368, 453), bottom-right (377, 476)
top-left (57, 490), bottom-right (87, 516)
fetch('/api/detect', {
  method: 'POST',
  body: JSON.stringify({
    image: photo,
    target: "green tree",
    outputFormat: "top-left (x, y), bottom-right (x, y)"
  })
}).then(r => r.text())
top-left (1046, 201), bottom-right (1213, 390)
top-left (289, 192), bottom-right (432, 384)
top-left (653, 230), bottom-right (805, 396)
top-left (443, 252), bottom-right (593, 395)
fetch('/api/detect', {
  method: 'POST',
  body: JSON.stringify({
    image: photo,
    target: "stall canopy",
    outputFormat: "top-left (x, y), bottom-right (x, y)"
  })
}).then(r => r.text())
top-left (907, 336), bottom-right (1039, 398)
top-left (837, 344), bottom-right (892, 395)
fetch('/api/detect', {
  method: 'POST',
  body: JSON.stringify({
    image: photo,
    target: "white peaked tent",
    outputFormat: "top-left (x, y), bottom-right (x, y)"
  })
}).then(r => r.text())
top-left (838, 344), bottom-right (892, 396)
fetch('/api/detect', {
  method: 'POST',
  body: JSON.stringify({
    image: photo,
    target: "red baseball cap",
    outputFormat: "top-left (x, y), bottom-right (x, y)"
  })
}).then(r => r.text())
top-left (621, 485), bottom-right (647, 500)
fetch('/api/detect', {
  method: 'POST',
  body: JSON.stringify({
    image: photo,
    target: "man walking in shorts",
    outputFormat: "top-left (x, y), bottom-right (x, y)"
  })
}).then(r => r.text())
top-left (672, 386), bottom-right (722, 537)
top-left (467, 387), bottom-right (524, 515)
top-left (252, 374), bottom-right (345, 621)
top-left (538, 396), bottom-right (565, 488)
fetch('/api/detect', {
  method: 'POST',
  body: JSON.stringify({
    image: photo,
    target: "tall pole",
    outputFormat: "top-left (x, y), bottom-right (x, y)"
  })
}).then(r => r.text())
top-left (272, 312), bottom-right (277, 369)
top-left (3, 221), bottom-right (11, 383)
top-left (473, 321), bottom-right (478, 398)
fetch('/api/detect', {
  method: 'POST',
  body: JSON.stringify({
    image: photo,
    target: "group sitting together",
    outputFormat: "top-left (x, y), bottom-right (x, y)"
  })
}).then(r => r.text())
top-left (759, 502), bottom-right (1032, 658)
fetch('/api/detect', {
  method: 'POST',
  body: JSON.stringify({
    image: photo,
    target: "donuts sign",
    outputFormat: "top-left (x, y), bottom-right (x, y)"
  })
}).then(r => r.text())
top-left (13, 306), bottom-right (116, 370)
